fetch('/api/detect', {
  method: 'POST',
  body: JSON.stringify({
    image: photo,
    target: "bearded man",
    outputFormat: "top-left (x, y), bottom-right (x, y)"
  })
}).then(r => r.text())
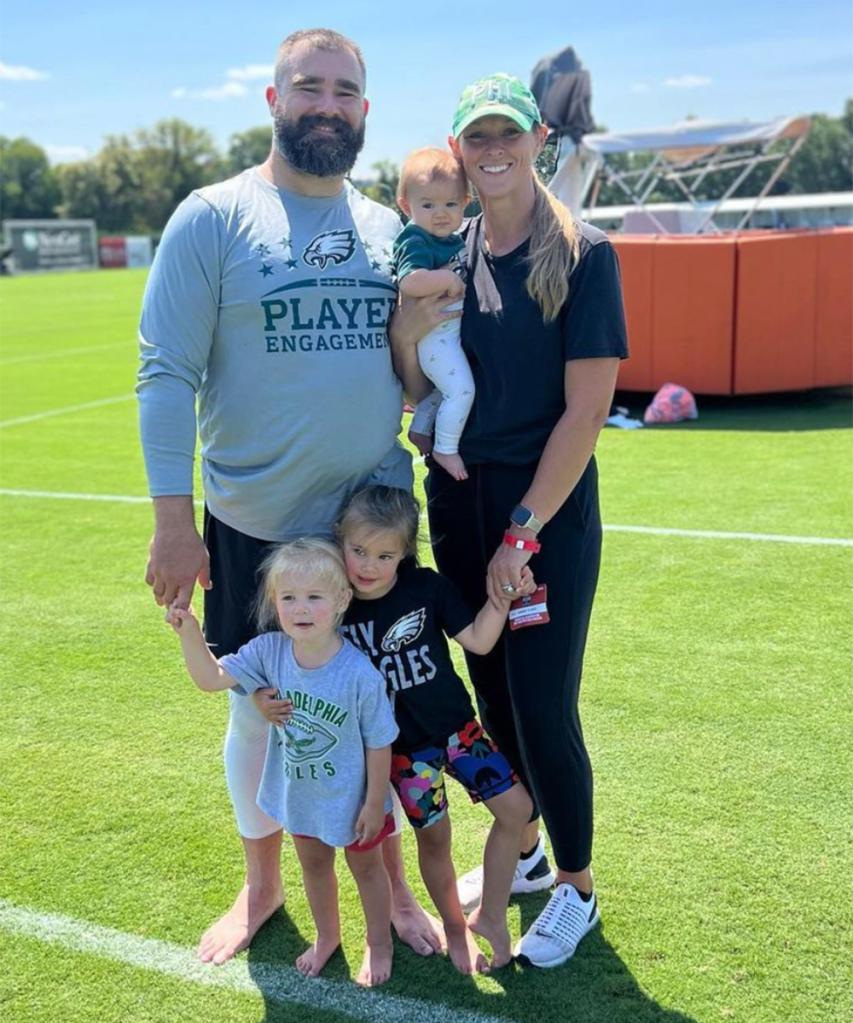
top-left (138, 28), bottom-right (446, 974)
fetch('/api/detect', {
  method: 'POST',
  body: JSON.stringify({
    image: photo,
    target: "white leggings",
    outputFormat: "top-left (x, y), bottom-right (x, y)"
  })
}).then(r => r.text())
top-left (415, 307), bottom-right (474, 455)
top-left (224, 690), bottom-right (404, 840)
top-left (224, 690), bottom-right (281, 840)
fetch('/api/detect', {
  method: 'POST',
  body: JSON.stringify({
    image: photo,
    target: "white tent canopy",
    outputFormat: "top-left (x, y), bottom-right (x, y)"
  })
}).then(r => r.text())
top-left (580, 116), bottom-right (811, 156)
top-left (549, 115), bottom-right (812, 234)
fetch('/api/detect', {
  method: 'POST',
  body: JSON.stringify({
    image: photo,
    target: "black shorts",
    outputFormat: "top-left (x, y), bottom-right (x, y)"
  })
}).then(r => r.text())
top-left (202, 510), bottom-right (279, 657)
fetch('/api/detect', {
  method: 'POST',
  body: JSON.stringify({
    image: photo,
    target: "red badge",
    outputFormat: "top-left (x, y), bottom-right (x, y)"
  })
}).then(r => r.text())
top-left (508, 584), bottom-right (549, 630)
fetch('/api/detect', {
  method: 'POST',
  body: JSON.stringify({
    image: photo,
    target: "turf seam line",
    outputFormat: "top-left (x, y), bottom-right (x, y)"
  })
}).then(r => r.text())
top-left (0, 899), bottom-right (515, 1023)
top-left (0, 488), bottom-right (850, 548)
top-left (0, 339), bottom-right (134, 366)
top-left (0, 393), bottom-right (135, 429)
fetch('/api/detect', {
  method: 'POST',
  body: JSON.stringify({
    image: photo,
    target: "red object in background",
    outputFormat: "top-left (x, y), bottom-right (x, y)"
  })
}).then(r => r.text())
top-left (99, 236), bottom-right (127, 269)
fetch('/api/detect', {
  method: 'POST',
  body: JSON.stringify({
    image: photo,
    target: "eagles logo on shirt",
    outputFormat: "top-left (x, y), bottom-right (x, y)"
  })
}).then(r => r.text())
top-left (302, 229), bottom-right (357, 269)
top-left (279, 714), bottom-right (338, 763)
top-left (381, 608), bottom-right (426, 653)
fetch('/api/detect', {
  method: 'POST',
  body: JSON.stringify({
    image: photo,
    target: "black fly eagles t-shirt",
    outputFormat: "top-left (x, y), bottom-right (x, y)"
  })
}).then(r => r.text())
top-left (341, 566), bottom-right (476, 751)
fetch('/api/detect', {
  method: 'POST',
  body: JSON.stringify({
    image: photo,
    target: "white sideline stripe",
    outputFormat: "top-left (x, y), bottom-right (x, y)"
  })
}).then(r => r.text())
top-left (0, 488), bottom-right (202, 506)
top-left (604, 523), bottom-right (853, 547)
top-left (0, 340), bottom-right (133, 367)
top-left (0, 900), bottom-right (511, 1023)
top-left (0, 393), bottom-right (134, 429)
top-left (0, 488), bottom-right (850, 548)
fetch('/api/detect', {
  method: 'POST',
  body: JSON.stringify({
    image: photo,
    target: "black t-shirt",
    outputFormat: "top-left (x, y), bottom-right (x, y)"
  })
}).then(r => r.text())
top-left (459, 218), bottom-right (629, 466)
top-left (341, 565), bottom-right (475, 751)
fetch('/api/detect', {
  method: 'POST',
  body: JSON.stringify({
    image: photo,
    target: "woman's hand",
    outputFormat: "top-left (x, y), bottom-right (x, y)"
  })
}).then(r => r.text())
top-left (390, 292), bottom-right (463, 351)
top-left (486, 544), bottom-right (534, 609)
top-left (251, 688), bottom-right (293, 726)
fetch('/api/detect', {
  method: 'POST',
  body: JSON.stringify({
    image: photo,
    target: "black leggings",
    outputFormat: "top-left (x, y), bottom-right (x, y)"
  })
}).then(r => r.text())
top-left (425, 457), bottom-right (601, 873)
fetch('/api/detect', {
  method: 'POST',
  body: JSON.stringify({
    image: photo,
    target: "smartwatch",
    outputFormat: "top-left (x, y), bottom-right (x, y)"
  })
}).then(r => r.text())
top-left (509, 504), bottom-right (543, 534)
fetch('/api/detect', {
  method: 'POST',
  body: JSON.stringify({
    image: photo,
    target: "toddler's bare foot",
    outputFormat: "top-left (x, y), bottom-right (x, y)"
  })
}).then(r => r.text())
top-left (467, 905), bottom-right (513, 969)
top-left (356, 939), bottom-right (393, 986)
top-left (432, 450), bottom-right (468, 481)
top-left (197, 881), bottom-right (284, 965)
top-left (445, 922), bottom-right (489, 975)
top-left (295, 935), bottom-right (341, 978)
top-left (408, 429), bottom-right (434, 457)
top-left (391, 901), bottom-right (445, 956)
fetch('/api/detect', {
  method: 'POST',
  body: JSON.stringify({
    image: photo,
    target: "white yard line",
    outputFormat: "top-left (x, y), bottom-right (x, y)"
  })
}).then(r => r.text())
top-left (0, 899), bottom-right (512, 1023)
top-left (603, 523), bottom-right (853, 548)
top-left (0, 340), bottom-right (134, 367)
top-left (0, 487), bottom-right (850, 547)
top-left (0, 393), bottom-right (135, 429)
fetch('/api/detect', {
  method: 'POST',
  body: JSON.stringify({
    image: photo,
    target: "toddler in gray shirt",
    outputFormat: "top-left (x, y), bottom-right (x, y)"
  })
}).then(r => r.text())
top-left (167, 538), bottom-right (398, 987)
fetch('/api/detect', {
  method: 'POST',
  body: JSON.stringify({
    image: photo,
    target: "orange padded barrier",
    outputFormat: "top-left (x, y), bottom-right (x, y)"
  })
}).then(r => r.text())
top-left (814, 228), bottom-right (853, 387)
top-left (733, 232), bottom-right (819, 393)
top-left (609, 228), bottom-right (850, 395)
top-left (651, 236), bottom-right (736, 395)
top-left (611, 236), bottom-right (655, 391)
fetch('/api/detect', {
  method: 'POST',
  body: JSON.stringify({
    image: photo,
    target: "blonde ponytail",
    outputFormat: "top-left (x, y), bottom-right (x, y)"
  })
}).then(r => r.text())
top-left (525, 178), bottom-right (580, 322)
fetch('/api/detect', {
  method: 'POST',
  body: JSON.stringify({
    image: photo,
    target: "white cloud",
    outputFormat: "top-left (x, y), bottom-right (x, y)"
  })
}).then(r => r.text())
top-left (44, 144), bottom-right (90, 164)
top-left (227, 64), bottom-right (273, 81)
top-left (664, 74), bottom-right (712, 89)
top-left (0, 60), bottom-right (49, 81)
top-left (631, 82), bottom-right (651, 94)
top-left (171, 81), bottom-right (249, 101)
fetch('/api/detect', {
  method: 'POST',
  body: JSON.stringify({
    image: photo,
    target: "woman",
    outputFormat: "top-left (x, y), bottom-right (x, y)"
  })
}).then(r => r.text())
top-left (392, 73), bottom-right (628, 968)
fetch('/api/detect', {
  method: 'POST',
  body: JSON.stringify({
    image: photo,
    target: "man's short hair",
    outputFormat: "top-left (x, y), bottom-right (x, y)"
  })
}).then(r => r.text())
top-left (397, 147), bottom-right (467, 205)
top-left (274, 28), bottom-right (366, 92)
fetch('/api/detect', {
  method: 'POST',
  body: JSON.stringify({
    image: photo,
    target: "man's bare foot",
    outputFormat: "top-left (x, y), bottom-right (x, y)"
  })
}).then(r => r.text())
top-left (432, 451), bottom-right (468, 481)
top-left (467, 905), bottom-right (513, 969)
top-left (445, 923), bottom-right (489, 975)
top-left (408, 430), bottom-right (433, 457)
top-left (295, 935), bottom-right (341, 978)
top-left (356, 940), bottom-right (393, 986)
top-left (197, 882), bottom-right (284, 965)
top-left (391, 901), bottom-right (445, 956)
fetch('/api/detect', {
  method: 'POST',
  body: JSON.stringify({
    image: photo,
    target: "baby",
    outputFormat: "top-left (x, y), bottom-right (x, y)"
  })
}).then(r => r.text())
top-left (393, 147), bottom-right (474, 481)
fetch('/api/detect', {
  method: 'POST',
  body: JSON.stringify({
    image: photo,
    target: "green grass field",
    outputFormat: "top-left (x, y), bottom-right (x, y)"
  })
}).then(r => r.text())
top-left (1, 268), bottom-right (851, 1023)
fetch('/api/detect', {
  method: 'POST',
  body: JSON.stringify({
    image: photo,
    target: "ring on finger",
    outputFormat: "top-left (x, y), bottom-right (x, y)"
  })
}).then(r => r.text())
top-left (501, 583), bottom-right (516, 594)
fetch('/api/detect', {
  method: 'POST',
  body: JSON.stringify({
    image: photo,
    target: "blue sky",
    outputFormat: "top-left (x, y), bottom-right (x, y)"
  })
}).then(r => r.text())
top-left (1, 0), bottom-right (850, 177)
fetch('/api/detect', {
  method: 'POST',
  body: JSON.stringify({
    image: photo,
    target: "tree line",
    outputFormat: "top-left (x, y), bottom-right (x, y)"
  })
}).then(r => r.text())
top-left (1, 101), bottom-right (850, 234)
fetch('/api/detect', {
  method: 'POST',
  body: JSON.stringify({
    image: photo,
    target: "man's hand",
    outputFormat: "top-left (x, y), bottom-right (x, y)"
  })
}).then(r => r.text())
top-left (145, 497), bottom-right (211, 609)
top-left (251, 688), bottom-right (293, 726)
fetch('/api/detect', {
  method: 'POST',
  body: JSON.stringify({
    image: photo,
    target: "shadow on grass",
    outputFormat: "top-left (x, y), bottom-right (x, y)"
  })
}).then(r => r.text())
top-left (246, 893), bottom-right (698, 1023)
top-left (613, 387), bottom-right (852, 432)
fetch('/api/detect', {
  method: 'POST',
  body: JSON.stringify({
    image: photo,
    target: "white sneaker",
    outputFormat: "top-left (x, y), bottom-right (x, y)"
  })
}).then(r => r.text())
top-left (457, 835), bottom-right (556, 912)
top-left (514, 883), bottom-right (599, 968)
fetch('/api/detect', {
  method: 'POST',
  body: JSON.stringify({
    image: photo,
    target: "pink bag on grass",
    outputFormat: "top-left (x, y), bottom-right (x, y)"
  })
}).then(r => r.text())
top-left (644, 383), bottom-right (698, 425)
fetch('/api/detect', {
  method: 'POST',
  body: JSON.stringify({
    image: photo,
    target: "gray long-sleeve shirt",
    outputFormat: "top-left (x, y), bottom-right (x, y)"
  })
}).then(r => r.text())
top-left (138, 169), bottom-right (411, 541)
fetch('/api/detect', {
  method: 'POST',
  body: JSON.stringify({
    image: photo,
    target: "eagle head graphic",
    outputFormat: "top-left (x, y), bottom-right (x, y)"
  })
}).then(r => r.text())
top-left (302, 229), bottom-right (357, 269)
top-left (381, 608), bottom-right (426, 653)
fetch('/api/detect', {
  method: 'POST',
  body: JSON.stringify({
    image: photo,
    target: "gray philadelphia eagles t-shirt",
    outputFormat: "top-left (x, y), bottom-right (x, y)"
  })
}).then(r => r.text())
top-left (138, 169), bottom-right (412, 541)
top-left (222, 632), bottom-right (398, 847)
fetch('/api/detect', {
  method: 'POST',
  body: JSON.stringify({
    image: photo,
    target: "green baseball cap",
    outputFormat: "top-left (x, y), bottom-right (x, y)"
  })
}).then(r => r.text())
top-left (452, 73), bottom-right (541, 138)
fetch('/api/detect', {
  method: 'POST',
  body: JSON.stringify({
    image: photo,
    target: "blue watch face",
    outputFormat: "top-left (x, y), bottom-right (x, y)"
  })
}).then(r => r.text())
top-left (511, 505), bottom-right (530, 527)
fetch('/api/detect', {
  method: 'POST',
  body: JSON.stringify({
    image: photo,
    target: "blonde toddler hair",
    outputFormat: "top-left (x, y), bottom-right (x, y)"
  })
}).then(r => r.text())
top-left (256, 537), bottom-right (351, 631)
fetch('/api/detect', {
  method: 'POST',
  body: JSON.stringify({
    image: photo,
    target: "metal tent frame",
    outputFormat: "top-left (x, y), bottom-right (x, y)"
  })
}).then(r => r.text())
top-left (549, 116), bottom-right (811, 233)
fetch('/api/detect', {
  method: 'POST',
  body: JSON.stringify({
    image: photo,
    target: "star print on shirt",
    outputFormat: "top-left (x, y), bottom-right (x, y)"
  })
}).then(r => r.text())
top-left (259, 263), bottom-right (274, 277)
top-left (285, 258), bottom-right (298, 270)
top-left (254, 243), bottom-right (270, 256)
top-left (279, 237), bottom-right (290, 250)
top-left (371, 261), bottom-right (382, 271)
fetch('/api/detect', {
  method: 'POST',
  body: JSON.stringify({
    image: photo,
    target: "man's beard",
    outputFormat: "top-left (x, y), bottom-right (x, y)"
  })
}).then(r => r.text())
top-left (273, 113), bottom-right (365, 178)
